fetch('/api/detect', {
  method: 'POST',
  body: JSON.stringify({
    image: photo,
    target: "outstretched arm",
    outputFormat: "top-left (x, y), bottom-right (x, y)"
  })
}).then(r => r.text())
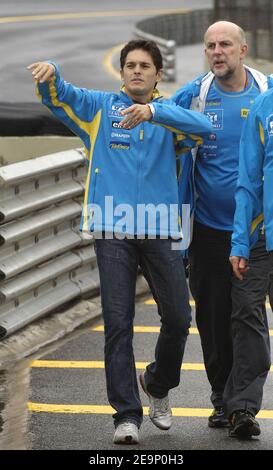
top-left (27, 61), bottom-right (106, 154)
top-left (27, 62), bottom-right (56, 83)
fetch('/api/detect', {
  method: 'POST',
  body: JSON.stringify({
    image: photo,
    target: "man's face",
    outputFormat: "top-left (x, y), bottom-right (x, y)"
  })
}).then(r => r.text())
top-left (204, 25), bottom-right (247, 81)
top-left (120, 49), bottom-right (162, 101)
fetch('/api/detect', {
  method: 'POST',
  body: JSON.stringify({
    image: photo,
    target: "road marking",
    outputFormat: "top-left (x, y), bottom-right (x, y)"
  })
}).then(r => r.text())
top-left (145, 298), bottom-right (196, 307)
top-left (92, 322), bottom-right (273, 335)
top-left (145, 298), bottom-right (273, 336)
top-left (30, 359), bottom-right (273, 372)
top-left (30, 360), bottom-right (205, 370)
top-left (0, 9), bottom-right (188, 24)
top-left (27, 402), bottom-right (273, 419)
top-left (145, 298), bottom-right (272, 309)
top-left (103, 44), bottom-right (123, 81)
top-left (91, 325), bottom-right (199, 334)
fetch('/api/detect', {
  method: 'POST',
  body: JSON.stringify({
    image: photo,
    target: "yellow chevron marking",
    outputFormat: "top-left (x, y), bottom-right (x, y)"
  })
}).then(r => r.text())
top-left (30, 360), bottom-right (205, 371)
top-left (91, 325), bottom-right (199, 334)
top-left (27, 402), bottom-right (273, 419)
top-left (0, 9), bottom-right (189, 24)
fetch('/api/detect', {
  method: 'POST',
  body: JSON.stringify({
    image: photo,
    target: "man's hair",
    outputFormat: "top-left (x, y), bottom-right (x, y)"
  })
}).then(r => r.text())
top-left (120, 40), bottom-right (163, 72)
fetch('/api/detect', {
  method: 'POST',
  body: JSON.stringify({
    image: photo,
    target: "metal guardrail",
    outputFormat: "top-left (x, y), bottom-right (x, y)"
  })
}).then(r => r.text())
top-left (0, 149), bottom-right (100, 339)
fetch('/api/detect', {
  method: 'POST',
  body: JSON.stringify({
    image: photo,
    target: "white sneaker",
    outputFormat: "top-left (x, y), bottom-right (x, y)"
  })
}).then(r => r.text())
top-left (113, 422), bottom-right (139, 445)
top-left (139, 371), bottom-right (172, 430)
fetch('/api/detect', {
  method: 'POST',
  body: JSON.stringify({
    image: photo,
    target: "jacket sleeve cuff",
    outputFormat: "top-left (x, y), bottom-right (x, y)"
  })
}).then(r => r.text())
top-left (230, 245), bottom-right (250, 259)
top-left (147, 103), bottom-right (155, 120)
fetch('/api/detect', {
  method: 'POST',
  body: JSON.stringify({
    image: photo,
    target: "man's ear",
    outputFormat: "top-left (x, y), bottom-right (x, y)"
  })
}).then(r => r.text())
top-left (120, 69), bottom-right (124, 81)
top-left (240, 43), bottom-right (248, 60)
top-left (156, 68), bottom-right (164, 83)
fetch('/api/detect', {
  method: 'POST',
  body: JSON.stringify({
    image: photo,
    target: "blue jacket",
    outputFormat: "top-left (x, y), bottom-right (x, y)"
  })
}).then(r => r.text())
top-left (36, 63), bottom-right (212, 237)
top-left (170, 67), bottom-right (273, 237)
top-left (231, 87), bottom-right (273, 258)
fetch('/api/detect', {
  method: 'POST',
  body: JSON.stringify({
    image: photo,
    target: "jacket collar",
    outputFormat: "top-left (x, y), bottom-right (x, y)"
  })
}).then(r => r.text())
top-left (119, 86), bottom-right (162, 103)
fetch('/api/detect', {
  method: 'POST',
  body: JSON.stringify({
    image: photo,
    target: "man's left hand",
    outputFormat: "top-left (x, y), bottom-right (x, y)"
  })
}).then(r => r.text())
top-left (120, 104), bottom-right (152, 129)
top-left (229, 255), bottom-right (249, 280)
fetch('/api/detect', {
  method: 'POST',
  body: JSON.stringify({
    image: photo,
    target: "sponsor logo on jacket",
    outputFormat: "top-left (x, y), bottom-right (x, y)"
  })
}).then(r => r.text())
top-left (267, 114), bottom-right (273, 137)
top-left (108, 104), bottom-right (127, 118)
top-left (205, 100), bottom-right (221, 107)
top-left (111, 132), bottom-right (130, 140)
top-left (109, 141), bottom-right (130, 150)
top-left (241, 108), bottom-right (249, 118)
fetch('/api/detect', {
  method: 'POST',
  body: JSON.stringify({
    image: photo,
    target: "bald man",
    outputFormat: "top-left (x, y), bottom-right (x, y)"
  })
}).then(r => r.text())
top-left (171, 21), bottom-right (273, 437)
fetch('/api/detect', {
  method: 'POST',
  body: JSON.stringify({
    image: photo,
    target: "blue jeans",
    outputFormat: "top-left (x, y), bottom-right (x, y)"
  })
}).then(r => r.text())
top-left (95, 238), bottom-right (191, 428)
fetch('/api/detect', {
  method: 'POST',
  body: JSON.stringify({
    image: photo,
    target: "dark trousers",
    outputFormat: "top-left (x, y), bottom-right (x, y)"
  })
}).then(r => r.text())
top-left (223, 235), bottom-right (272, 416)
top-left (189, 221), bottom-right (233, 407)
top-left (95, 238), bottom-right (191, 427)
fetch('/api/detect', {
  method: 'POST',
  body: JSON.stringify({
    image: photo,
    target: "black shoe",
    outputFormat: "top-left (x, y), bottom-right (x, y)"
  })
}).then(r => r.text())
top-left (229, 411), bottom-right (261, 439)
top-left (208, 406), bottom-right (229, 428)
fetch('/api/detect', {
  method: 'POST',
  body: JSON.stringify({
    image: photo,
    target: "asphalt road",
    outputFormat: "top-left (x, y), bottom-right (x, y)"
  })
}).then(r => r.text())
top-left (27, 295), bottom-right (273, 451)
top-left (0, 0), bottom-right (212, 102)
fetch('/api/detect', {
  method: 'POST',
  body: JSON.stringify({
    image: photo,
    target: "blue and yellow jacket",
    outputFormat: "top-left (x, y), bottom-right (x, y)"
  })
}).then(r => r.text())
top-left (171, 67), bottom-right (273, 241)
top-left (36, 63), bottom-right (212, 237)
top-left (231, 87), bottom-right (273, 258)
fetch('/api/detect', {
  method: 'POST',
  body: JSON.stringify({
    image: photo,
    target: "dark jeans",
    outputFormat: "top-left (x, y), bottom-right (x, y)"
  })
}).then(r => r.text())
top-left (95, 238), bottom-right (191, 428)
top-left (224, 235), bottom-right (272, 416)
top-left (189, 221), bottom-right (233, 407)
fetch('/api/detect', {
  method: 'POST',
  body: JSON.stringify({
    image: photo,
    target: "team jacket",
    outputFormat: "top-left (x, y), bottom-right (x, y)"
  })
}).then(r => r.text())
top-left (170, 67), bottom-right (273, 243)
top-left (231, 87), bottom-right (273, 258)
top-left (36, 63), bottom-right (212, 237)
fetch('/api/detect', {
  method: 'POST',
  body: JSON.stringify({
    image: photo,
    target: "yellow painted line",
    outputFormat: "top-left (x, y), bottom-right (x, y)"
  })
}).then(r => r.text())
top-left (91, 325), bottom-right (199, 334)
top-left (0, 9), bottom-right (188, 25)
top-left (27, 402), bottom-right (273, 419)
top-left (103, 44), bottom-right (124, 81)
top-left (94, 321), bottom-right (273, 336)
top-left (31, 360), bottom-right (105, 369)
top-left (145, 299), bottom-right (195, 307)
top-left (91, 323), bottom-right (273, 336)
top-left (30, 360), bottom-right (205, 371)
top-left (145, 298), bottom-right (272, 309)
top-left (29, 360), bottom-right (273, 372)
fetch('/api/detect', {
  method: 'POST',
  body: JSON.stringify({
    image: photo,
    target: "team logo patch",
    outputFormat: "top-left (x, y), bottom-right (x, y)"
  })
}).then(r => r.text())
top-left (208, 133), bottom-right (217, 141)
top-left (205, 109), bottom-right (223, 129)
top-left (266, 114), bottom-right (273, 137)
top-left (109, 141), bottom-right (130, 150)
top-left (241, 108), bottom-right (249, 118)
